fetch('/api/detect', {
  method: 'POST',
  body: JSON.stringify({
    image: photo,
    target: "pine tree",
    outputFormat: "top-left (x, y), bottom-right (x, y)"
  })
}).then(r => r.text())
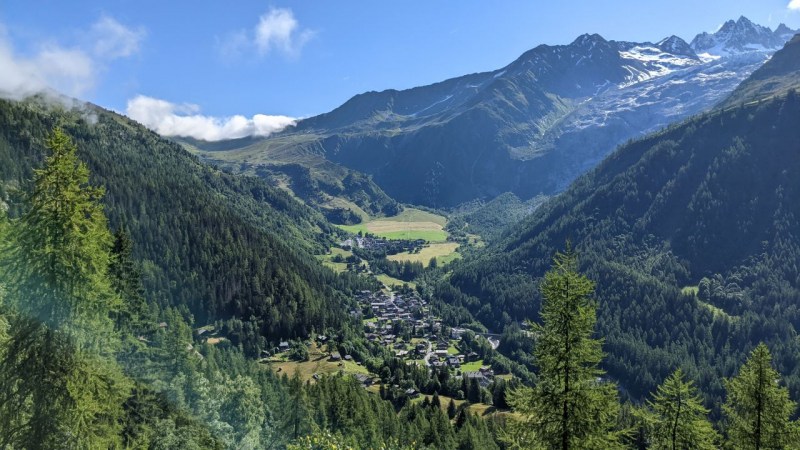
top-left (648, 368), bottom-right (718, 450)
top-left (722, 343), bottom-right (799, 450)
top-left (448, 398), bottom-right (458, 419)
top-left (508, 247), bottom-right (622, 449)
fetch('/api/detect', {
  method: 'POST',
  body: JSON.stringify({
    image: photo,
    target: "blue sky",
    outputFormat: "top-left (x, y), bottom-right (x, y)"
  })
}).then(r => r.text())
top-left (1, 1), bottom-right (799, 140)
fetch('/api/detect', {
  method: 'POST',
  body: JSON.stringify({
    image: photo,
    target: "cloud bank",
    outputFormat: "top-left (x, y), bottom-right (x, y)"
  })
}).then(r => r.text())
top-left (126, 95), bottom-right (296, 141)
top-left (0, 16), bottom-right (144, 100)
top-left (790, 0), bottom-right (800, 11)
top-left (218, 7), bottom-right (314, 60)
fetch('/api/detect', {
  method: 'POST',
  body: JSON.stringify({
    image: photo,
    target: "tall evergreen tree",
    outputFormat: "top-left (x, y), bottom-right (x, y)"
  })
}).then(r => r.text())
top-left (508, 247), bottom-right (622, 449)
top-left (722, 343), bottom-right (799, 450)
top-left (647, 368), bottom-right (718, 450)
top-left (6, 127), bottom-right (119, 344)
top-left (0, 128), bottom-right (130, 448)
top-left (109, 227), bottom-right (149, 331)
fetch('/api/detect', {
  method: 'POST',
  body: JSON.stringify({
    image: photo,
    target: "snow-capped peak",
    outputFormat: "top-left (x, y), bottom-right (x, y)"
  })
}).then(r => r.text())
top-left (690, 16), bottom-right (791, 57)
top-left (655, 35), bottom-right (697, 59)
top-left (571, 33), bottom-right (608, 49)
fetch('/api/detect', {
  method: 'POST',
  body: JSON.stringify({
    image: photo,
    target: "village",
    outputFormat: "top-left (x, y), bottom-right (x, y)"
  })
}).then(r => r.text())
top-left (356, 289), bottom-right (498, 389)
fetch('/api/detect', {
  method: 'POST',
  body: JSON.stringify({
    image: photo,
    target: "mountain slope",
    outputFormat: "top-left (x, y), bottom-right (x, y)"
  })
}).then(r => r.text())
top-left (182, 136), bottom-right (401, 224)
top-left (204, 18), bottom-right (795, 208)
top-left (721, 33), bottom-right (800, 106)
top-left (0, 98), bottom-right (369, 355)
top-left (438, 39), bottom-right (800, 402)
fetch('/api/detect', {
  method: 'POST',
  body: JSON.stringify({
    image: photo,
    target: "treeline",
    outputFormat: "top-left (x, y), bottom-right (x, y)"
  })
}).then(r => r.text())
top-left (0, 127), bottom-right (506, 448)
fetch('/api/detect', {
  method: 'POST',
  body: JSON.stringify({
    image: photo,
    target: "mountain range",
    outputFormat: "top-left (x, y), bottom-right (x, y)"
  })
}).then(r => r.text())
top-left (192, 17), bottom-right (797, 208)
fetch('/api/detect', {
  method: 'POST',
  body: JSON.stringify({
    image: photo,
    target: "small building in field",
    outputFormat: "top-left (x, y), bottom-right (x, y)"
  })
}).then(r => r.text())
top-left (330, 352), bottom-right (342, 361)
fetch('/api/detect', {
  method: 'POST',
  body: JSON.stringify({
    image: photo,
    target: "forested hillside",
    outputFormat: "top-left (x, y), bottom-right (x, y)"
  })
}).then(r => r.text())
top-left (0, 127), bottom-right (505, 448)
top-left (437, 44), bottom-right (800, 407)
top-left (0, 98), bottom-right (373, 354)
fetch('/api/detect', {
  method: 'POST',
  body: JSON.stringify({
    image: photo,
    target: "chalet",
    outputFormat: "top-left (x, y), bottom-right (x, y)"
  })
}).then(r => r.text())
top-left (464, 371), bottom-right (490, 387)
top-left (446, 356), bottom-right (461, 368)
top-left (405, 388), bottom-right (420, 399)
top-left (279, 341), bottom-right (290, 352)
top-left (467, 352), bottom-right (479, 362)
top-left (316, 335), bottom-right (328, 343)
top-left (435, 350), bottom-right (448, 358)
top-left (450, 327), bottom-right (467, 339)
top-left (344, 354), bottom-right (353, 361)
top-left (354, 374), bottom-right (373, 386)
top-left (330, 352), bottom-right (342, 361)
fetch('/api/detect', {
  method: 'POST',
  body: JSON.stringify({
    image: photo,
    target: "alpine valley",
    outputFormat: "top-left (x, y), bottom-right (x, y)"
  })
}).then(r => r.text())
top-left (2, 10), bottom-right (800, 450)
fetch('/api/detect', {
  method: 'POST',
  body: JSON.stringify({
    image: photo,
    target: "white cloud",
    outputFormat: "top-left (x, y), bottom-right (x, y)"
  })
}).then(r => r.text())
top-left (218, 7), bottom-right (313, 59)
top-left (0, 30), bottom-right (95, 99)
top-left (89, 16), bottom-right (146, 59)
top-left (0, 16), bottom-right (143, 101)
top-left (255, 8), bottom-right (313, 55)
top-left (126, 95), bottom-right (296, 141)
top-left (790, 0), bottom-right (800, 10)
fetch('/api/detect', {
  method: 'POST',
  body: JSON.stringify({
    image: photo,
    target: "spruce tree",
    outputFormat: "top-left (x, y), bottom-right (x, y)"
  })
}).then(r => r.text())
top-left (447, 398), bottom-right (458, 419)
top-left (648, 368), bottom-right (718, 450)
top-left (722, 343), bottom-right (798, 450)
top-left (508, 247), bottom-right (622, 449)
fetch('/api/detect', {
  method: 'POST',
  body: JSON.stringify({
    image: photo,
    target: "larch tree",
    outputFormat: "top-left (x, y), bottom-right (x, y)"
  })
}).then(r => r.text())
top-left (722, 343), bottom-right (799, 450)
top-left (0, 128), bottom-right (130, 449)
top-left (648, 368), bottom-right (719, 450)
top-left (508, 247), bottom-right (623, 450)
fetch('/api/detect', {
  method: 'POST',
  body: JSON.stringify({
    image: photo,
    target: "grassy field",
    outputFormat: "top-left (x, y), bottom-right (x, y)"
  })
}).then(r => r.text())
top-left (317, 247), bottom-right (353, 274)
top-left (460, 360), bottom-right (484, 372)
top-left (387, 242), bottom-right (460, 267)
top-left (338, 208), bottom-right (448, 242)
top-left (265, 343), bottom-right (368, 382)
top-left (376, 273), bottom-right (417, 289)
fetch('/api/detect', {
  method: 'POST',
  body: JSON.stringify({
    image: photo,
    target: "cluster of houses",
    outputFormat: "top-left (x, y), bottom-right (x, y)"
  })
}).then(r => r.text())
top-left (356, 290), bottom-right (497, 387)
top-left (359, 290), bottom-right (430, 344)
